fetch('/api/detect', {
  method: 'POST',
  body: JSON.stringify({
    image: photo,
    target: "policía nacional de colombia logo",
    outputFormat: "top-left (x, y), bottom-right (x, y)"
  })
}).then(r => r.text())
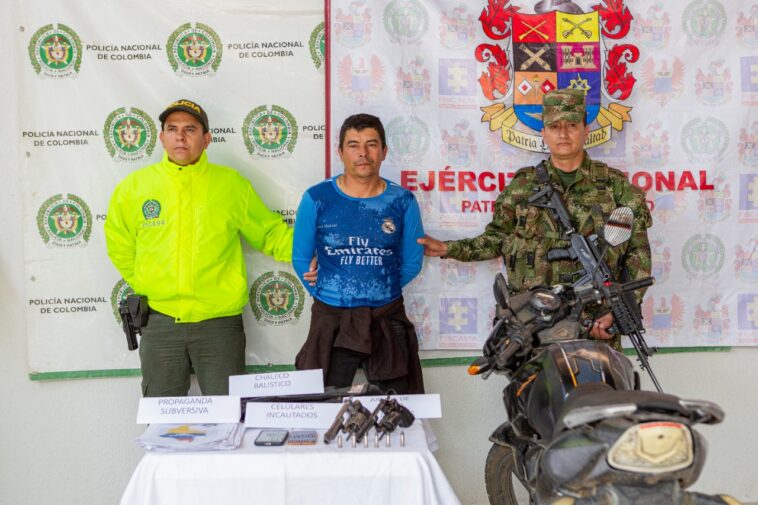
top-left (476, 0), bottom-right (638, 152)
top-left (681, 233), bottom-right (725, 279)
top-left (384, 0), bottom-right (429, 44)
top-left (142, 199), bottom-right (161, 219)
top-left (243, 105), bottom-right (298, 159)
top-left (110, 278), bottom-right (134, 323)
top-left (682, 0), bottom-right (726, 46)
top-left (249, 271), bottom-right (304, 326)
top-left (386, 115), bottom-right (430, 164)
top-left (103, 107), bottom-right (157, 162)
top-left (28, 23), bottom-right (82, 78)
top-left (167, 22), bottom-right (222, 76)
top-left (37, 193), bottom-right (92, 247)
top-left (309, 22), bottom-right (326, 70)
top-left (681, 117), bottom-right (729, 163)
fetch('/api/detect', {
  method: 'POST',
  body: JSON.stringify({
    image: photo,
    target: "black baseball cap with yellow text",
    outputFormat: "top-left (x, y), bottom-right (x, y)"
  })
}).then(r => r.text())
top-left (158, 99), bottom-right (209, 131)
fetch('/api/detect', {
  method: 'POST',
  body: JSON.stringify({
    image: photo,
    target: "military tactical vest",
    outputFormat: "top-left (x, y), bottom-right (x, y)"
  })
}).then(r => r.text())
top-left (504, 160), bottom-right (628, 295)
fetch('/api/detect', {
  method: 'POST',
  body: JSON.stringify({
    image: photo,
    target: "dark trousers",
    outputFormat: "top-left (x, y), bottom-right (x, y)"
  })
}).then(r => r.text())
top-left (138, 312), bottom-right (246, 397)
top-left (324, 319), bottom-right (410, 394)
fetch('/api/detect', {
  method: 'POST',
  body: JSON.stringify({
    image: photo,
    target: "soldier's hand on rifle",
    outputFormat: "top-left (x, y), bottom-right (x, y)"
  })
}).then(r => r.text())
top-left (417, 234), bottom-right (448, 257)
top-left (590, 312), bottom-right (614, 340)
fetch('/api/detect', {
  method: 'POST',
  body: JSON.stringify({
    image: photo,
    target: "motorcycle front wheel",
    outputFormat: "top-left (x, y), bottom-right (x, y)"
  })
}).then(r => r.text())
top-left (485, 444), bottom-right (534, 505)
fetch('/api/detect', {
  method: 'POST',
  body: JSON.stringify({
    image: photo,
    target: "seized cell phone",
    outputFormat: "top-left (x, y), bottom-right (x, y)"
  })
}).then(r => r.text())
top-left (286, 430), bottom-right (318, 446)
top-left (254, 429), bottom-right (289, 446)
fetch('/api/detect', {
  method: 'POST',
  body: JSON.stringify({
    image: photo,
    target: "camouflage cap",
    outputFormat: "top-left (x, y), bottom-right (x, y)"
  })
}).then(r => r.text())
top-left (542, 88), bottom-right (585, 127)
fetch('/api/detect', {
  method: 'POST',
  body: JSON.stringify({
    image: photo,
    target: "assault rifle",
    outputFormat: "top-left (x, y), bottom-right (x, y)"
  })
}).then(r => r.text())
top-left (528, 164), bottom-right (661, 392)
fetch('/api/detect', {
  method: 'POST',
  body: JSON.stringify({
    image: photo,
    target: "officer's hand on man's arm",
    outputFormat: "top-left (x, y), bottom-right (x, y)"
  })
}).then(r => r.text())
top-left (590, 312), bottom-right (614, 340)
top-left (417, 235), bottom-right (448, 257)
top-left (302, 256), bottom-right (318, 286)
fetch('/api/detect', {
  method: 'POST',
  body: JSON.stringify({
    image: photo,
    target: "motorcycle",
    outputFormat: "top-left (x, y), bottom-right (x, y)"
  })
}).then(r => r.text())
top-left (468, 207), bottom-right (742, 505)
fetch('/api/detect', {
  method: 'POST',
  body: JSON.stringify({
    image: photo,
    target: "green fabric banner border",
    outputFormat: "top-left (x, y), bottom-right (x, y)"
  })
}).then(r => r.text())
top-left (28, 346), bottom-right (732, 381)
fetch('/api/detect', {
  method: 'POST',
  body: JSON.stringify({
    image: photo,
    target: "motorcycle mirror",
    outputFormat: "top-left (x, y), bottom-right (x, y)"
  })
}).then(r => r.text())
top-left (603, 206), bottom-right (634, 247)
top-left (493, 272), bottom-right (509, 308)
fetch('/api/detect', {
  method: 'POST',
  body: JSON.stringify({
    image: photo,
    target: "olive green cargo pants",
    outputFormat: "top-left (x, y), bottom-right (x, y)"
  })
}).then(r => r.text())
top-left (138, 312), bottom-right (246, 397)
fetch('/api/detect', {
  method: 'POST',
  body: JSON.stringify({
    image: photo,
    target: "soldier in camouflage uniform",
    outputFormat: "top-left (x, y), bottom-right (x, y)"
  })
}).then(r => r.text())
top-left (418, 89), bottom-right (652, 349)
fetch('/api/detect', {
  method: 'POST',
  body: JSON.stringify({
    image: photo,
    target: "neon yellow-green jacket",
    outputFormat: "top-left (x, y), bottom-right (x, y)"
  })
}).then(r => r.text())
top-left (104, 151), bottom-right (293, 322)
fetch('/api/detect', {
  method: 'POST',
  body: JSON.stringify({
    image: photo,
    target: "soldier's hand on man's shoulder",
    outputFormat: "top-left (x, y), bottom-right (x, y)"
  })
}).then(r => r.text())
top-left (417, 235), bottom-right (448, 257)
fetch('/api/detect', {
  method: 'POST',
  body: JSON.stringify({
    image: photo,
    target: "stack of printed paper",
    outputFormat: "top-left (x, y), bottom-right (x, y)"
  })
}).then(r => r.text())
top-left (136, 423), bottom-right (245, 451)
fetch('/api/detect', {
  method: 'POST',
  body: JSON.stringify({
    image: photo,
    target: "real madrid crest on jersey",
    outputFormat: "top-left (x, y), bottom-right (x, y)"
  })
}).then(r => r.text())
top-left (476, 0), bottom-right (637, 152)
top-left (381, 218), bottom-right (396, 234)
top-left (249, 271), bottom-right (304, 326)
top-left (37, 193), bottom-right (92, 247)
top-left (167, 22), bottom-right (222, 76)
top-left (28, 23), bottom-right (82, 78)
top-left (243, 105), bottom-right (298, 159)
top-left (309, 22), bottom-right (326, 70)
top-left (103, 107), bottom-right (157, 162)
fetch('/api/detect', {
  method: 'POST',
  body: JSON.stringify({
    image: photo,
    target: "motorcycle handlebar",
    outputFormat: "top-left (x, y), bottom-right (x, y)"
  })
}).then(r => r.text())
top-left (469, 337), bottom-right (524, 376)
top-left (494, 339), bottom-right (522, 370)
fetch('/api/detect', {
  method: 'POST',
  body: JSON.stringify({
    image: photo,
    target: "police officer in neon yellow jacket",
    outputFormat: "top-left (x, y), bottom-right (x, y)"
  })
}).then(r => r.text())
top-left (105, 99), bottom-right (293, 397)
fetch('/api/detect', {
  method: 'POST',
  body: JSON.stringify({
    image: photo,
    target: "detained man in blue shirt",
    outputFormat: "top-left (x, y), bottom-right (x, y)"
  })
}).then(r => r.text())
top-left (292, 114), bottom-right (425, 394)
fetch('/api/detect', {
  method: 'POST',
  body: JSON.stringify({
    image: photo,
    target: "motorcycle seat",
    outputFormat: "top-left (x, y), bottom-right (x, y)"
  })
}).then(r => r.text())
top-left (553, 383), bottom-right (693, 434)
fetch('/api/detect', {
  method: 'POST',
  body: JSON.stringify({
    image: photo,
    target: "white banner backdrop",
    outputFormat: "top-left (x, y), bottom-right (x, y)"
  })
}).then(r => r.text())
top-left (328, 0), bottom-right (758, 351)
top-left (19, 0), bottom-right (326, 378)
top-left (17, 0), bottom-right (758, 379)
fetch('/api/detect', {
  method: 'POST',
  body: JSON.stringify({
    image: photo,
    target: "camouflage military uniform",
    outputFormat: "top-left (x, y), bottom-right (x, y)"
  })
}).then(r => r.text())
top-left (444, 153), bottom-right (652, 348)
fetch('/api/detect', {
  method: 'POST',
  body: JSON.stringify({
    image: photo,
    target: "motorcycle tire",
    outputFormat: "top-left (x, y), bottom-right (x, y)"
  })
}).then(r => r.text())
top-left (484, 444), bottom-right (534, 505)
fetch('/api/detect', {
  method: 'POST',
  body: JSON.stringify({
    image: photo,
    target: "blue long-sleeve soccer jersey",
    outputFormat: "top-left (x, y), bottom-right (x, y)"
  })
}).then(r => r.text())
top-left (292, 176), bottom-right (424, 308)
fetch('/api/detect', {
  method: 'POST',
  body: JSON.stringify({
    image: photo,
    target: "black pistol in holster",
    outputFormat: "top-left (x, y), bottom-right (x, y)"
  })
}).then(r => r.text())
top-left (118, 295), bottom-right (149, 351)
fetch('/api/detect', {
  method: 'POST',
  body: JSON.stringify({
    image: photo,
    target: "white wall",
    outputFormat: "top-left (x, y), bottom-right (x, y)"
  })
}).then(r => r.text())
top-left (2, 9), bottom-right (757, 505)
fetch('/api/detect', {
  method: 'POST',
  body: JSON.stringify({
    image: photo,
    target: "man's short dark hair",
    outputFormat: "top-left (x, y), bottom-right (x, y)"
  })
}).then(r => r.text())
top-left (338, 114), bottom-right (386, 149)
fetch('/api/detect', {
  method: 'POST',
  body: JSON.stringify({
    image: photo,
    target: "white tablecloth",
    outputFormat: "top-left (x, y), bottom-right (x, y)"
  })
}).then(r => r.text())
top-left (120, 422), bottom-right (461, 505)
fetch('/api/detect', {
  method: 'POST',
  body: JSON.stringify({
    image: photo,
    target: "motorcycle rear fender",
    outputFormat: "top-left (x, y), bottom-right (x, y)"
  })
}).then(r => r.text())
top-left (560, 481), bottom-right (744, 505)
top-left (540, 417), bottom-right (709, 494)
